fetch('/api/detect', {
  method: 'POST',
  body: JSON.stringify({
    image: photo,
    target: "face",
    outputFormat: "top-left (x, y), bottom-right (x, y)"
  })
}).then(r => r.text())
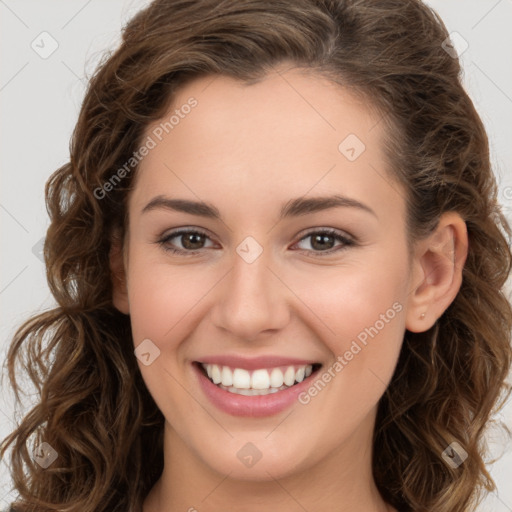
top-left (116, 67), bottom-right (415, 481)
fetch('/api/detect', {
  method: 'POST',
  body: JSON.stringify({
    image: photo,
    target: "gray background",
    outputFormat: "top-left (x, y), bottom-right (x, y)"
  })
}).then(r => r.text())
top-left (1, 0), bottom-right (511, 509)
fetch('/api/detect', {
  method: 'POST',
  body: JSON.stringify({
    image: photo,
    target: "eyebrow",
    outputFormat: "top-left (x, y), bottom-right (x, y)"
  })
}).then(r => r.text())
top-left (141, 194), bottom-right (377, 220)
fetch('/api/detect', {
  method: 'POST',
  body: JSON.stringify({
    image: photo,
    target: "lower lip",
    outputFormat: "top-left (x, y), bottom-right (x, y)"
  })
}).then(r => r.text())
top-left (192, 362), bottom-right (320, 417)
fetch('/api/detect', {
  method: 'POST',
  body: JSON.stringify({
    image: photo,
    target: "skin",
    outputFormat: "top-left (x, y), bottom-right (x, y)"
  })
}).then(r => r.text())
top-left (111, 65), bottom-right (468, 512)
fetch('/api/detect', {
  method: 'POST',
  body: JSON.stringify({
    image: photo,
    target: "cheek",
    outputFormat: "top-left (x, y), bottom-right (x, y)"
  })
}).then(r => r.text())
top-left (288, 267), bottom-right (407, 438)
top-left (285, 250), bottom-right (408, 394)
top-left (125, 256), bottom-right (211, 419)
top-left (126, 254), bottom-right (214, 346)
top-left (291, 256), bottom-right (407, 342)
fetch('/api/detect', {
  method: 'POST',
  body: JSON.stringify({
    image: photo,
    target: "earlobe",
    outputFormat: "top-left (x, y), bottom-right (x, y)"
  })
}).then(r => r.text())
top-left (109, 233), bottom-right (130, 315)
top-left (405, 212), bottom-right (468, 333)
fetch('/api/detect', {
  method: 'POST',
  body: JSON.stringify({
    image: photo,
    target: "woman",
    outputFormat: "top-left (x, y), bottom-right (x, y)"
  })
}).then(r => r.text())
top-left (1, 1), bottom-right (511, 511)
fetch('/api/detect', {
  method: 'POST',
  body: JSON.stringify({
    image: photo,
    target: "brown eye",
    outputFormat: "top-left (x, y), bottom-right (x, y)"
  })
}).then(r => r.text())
top-left (158, 229), bottom-right (214, 255)
top-left (180, 232), bottom-right (207, 250)
top-left (295, 229), bottom-right (355, 255)
top-left (310, 233), bottom-right (336, 251)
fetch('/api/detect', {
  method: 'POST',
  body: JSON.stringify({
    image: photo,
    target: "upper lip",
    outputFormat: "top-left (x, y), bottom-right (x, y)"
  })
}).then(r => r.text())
top-left (195, 355), bottom-right (320, 371)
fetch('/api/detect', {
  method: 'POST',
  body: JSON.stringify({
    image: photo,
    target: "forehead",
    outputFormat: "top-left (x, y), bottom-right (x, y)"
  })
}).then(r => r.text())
top-left (130, 68), bottom-right (405, 226)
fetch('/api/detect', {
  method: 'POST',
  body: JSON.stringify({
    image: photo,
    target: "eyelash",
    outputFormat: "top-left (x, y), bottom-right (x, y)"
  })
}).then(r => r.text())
top-left (156, 227), bottom-right (356, 257)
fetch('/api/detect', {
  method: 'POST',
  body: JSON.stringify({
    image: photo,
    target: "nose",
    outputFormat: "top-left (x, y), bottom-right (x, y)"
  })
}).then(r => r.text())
top-left (210, 247), bottom-right (290, 341)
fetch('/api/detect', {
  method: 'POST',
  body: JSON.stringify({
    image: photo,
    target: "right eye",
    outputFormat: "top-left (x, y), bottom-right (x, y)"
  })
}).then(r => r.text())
top-left (157, 228), bottom-right (216, 255)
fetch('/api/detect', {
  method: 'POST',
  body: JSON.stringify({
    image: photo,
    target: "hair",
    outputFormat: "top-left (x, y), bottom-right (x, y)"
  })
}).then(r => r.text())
top-left (1, 0), bottom-right (511, 511)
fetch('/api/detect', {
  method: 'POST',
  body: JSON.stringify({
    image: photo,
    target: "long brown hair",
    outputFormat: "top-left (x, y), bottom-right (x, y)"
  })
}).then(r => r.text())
top-left (2, 1), bottom-right (511, 511)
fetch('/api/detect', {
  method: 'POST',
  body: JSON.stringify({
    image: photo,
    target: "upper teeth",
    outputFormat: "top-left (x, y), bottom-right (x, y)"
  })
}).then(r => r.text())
top-left (202, 363), bottom-right (313, 390)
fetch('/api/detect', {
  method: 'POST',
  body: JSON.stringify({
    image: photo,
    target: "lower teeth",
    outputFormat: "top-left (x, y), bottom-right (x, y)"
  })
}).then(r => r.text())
top-left (216, 383), bottom-right (294, 395)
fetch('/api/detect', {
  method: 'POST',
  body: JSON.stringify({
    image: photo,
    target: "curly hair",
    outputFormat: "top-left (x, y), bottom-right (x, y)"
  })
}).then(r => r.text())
top-left (1, 1), bottom-right (511, 511)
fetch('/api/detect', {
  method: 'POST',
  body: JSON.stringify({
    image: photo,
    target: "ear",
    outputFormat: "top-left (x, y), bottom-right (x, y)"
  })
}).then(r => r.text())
top-left (109, 230), bottom-right (130, 315)
top-left (406, 212), bottom-right (468, 333)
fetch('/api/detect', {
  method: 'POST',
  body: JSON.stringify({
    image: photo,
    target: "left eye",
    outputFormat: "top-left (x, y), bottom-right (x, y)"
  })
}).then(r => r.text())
top-left (294, 229), bottom-right (355, 254)
top-left (157, 228), bottom-right (355, 256)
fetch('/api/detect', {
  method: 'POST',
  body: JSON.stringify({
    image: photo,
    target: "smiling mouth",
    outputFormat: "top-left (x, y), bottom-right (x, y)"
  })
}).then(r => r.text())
top-left (195, 362), bottom-right (322, 396)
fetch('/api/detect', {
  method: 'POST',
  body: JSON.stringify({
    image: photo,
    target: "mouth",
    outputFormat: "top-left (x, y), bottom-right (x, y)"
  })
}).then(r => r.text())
top-left (194, 361), bottom-right (323, 396)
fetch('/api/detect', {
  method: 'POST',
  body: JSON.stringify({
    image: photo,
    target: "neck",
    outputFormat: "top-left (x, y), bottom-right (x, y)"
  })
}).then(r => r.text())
top-left (143, 413), bottom-right (394, 512)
